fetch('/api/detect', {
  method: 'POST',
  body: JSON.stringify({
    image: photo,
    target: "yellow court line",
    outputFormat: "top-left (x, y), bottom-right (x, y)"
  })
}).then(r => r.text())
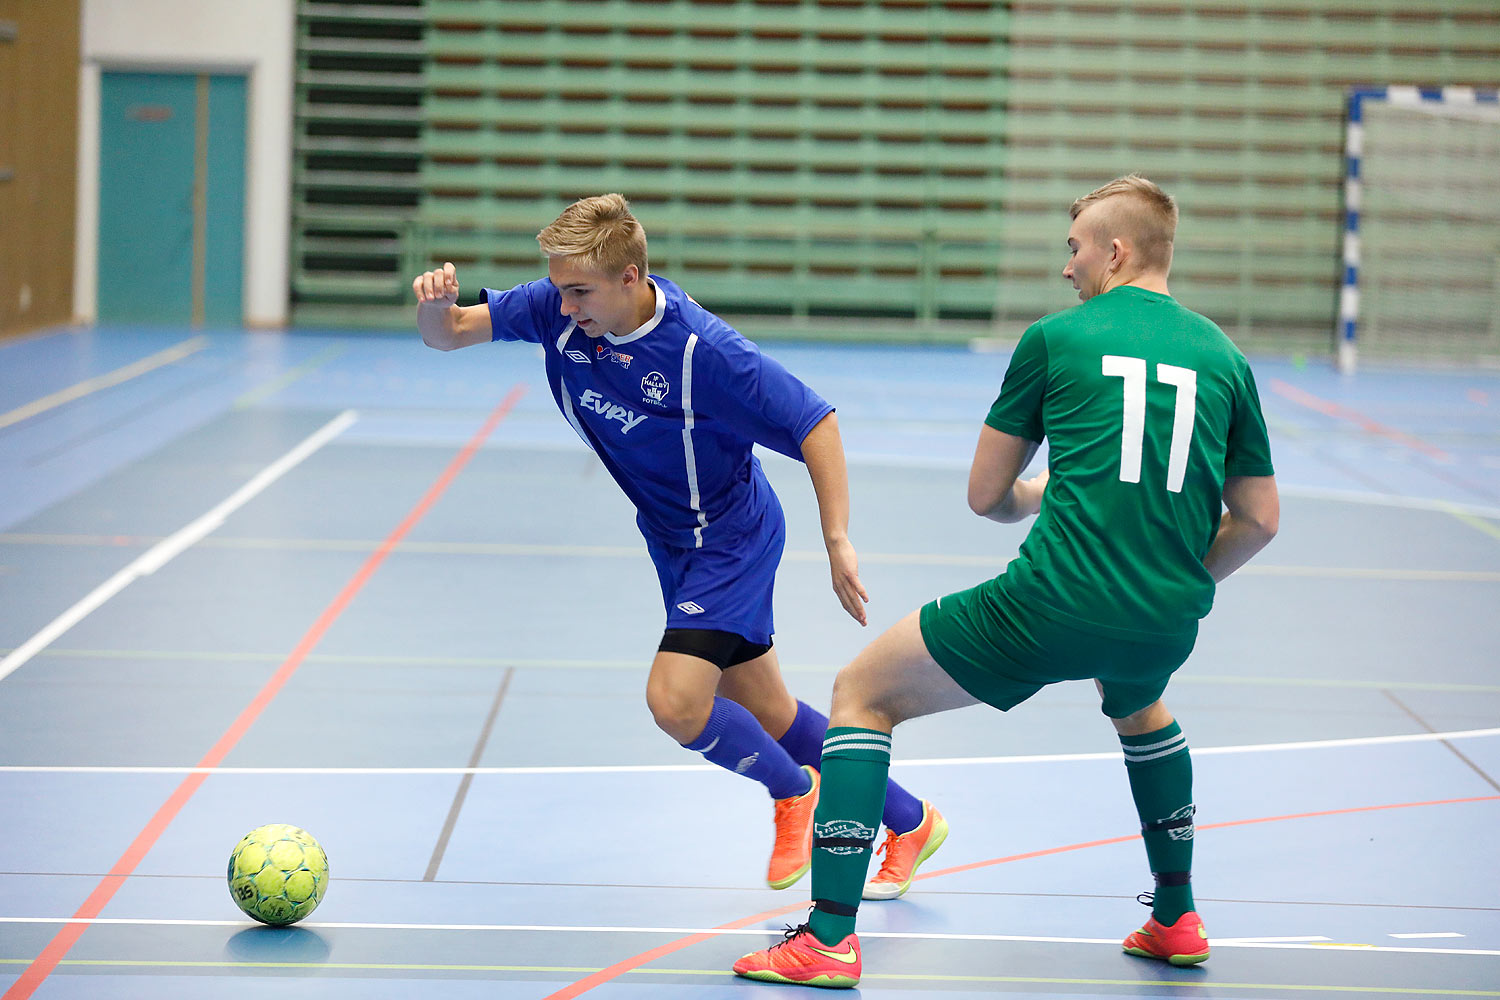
top-left (1235, 566), bottom-right (1500, 582)
top-left (0, 960), bottom-right (1494, 995)
top-left (1444, 505), bottom-right (1500, 545)
top-left (0, 336), bottom-right (207, 430)
top-left (1, 533), bottom-right (1497, 583)
top-left (862, 973), bottom-right (1500, 996)
top-left (9, 646), bottom-right (1500, 693)
top-left (233, 343), bottom-right (347, 409)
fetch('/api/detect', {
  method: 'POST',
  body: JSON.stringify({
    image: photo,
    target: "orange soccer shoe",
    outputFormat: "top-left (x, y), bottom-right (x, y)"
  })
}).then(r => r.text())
top-left (1123, 911), bottom-right (1211, 966)
top-left (863, 800), bottom-right (948, 900)
top-left (767, 766), bottom-right (819, 890)
top-left (733, 924), bottom-right (862, 989)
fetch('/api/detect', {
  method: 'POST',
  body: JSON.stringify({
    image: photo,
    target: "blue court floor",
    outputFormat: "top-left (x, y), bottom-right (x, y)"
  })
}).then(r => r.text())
top-left (1, 324), bottom-right (1498, 999)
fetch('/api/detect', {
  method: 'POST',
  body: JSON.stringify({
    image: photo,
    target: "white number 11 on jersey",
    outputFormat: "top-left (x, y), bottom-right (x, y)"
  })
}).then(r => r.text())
top-left (1101, 355), bottom-right (1198, 493)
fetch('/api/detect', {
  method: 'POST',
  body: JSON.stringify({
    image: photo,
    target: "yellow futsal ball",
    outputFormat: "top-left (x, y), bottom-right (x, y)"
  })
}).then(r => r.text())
top-left (227, 824), bottom-right (329, 926)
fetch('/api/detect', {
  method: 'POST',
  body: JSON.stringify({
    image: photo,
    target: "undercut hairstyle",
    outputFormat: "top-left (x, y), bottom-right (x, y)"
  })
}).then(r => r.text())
top-left (1070, 174), bottom-right (1178, 273)
top-left (536, 193), bottom-right (649, 277)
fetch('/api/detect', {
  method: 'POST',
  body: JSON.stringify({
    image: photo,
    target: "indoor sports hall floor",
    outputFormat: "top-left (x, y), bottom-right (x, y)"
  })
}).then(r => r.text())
top-left (2, 323), bottom-right (1497, 999)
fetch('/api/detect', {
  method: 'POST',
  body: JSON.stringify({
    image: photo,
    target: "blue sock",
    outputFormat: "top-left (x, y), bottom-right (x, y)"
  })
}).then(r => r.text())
top-left (685, 697), bottom-right (811, 800)
top-left (777, 700), bottom-right (924, 834)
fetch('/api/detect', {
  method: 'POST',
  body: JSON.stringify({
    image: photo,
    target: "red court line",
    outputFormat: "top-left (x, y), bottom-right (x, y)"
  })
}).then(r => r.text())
top-left (1268, 378), bottom-right (1453, 462)
top-left (2, 386), bottom-right (526, 1000)
top-left (542, 792), bottom-right (1500, 998)
top-left (542, 900), bottom-right (811, 1000)
top-left (913, 793), bottom-right (1500, 884)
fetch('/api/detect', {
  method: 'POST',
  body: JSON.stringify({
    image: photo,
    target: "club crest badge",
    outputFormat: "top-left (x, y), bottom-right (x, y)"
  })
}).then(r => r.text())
top-left (814, 819), bottom-right (877, 855)
top-left (641, 371), bottom-right (670, 405)
top-left (1166, 804), bottom-right (1196, 841)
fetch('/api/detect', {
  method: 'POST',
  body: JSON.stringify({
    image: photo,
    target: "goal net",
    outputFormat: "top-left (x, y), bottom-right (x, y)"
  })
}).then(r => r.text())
top-left (1339, 87), bottom-right (1500, 369)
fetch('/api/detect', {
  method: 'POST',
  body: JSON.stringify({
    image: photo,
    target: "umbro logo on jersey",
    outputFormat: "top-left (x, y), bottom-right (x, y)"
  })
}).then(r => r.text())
top-left (565, 349), bottom-right (590, 363)
top-left (577, 389), bottom-right (648, 433)
top-left (676, 601), bottom-right (705, 614)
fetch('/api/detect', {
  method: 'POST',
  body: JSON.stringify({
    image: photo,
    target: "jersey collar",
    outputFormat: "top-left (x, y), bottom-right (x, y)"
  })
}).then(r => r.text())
top-left (603, 279), bottom-right (665, 347)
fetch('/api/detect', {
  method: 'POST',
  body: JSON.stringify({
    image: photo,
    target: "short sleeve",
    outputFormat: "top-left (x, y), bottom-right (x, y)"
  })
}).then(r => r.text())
top-left (694, 334), bottom-right (834, 461)
top-left (984, 321), bottom-right (1049, 442)
top-left (482, 279), bottom-right (562, 345)
top-left (1224, 362), bottom-right (1276, 477)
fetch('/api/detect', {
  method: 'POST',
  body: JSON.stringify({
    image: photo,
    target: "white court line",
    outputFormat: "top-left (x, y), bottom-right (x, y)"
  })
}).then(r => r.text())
top-left (1277, 484), bottom-right (1500, 522)
top-left (1391, 932), bottom-right (1466, 939)
top-left (2, 726), bottom-right (1496, 775)
top-left (0, 917), bottom-right (1493, 957)
top-left (7, 534), bottom-right (1499, 581)
top-left (821, 447), bottom-right (1500, 521)
top-left (0, 336), bottom-right (207, 430)
top-left (0, 411), bottom-right (358, 685)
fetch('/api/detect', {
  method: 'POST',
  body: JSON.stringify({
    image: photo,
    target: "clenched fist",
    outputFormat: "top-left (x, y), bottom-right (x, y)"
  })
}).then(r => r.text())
top-left (413, 262), bottom-right (460, 305)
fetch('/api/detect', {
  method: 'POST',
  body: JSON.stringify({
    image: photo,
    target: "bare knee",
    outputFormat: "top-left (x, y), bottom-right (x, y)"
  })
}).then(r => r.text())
top-left (1109, 698), bottom-right (1175, 736)
top-left (646, 677), bottom-right (714, 744)
top-left (830, 665), bottom-right (897, 732)
top-left (717, 654), bottom-right (797, 737)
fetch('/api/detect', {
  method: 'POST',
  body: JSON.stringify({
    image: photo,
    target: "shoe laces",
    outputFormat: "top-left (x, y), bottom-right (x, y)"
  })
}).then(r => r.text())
top-left (869, 827), bottom-right (900, 877)
top-left (1136, 891), bottom-right (1156, 907)
top-left (772, 922), bottom-right (813, 950)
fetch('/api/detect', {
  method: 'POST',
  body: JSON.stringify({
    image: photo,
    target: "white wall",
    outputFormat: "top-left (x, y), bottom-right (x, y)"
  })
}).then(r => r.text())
top-left (75, 0), bottom-right (295, 326)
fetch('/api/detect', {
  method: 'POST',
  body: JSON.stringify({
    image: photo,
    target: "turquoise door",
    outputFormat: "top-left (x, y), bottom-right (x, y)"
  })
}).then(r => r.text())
top-left (98, 71), bottom-right (245, 326)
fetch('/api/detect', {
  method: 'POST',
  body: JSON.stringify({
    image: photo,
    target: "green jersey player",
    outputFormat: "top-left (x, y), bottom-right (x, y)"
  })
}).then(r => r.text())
top-left (734, 174), bottom-right (1280, 988)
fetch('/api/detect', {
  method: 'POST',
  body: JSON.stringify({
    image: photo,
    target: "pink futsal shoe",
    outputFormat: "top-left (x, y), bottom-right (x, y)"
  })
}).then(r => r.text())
top-left (767, 766), bottom-right (819, 889)
top-left (863, 800), bottom-right (948, 900)
top-left (1123, 910), bottom-right (1211, 966)
top-left (733, 923), bottom-right (862, 988)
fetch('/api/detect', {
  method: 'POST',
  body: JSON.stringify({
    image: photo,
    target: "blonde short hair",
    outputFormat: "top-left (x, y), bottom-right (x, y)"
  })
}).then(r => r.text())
top-left (1070, 175), bottom-right (1177, 273)
top-left (536, 193), bottom-right (649, 276)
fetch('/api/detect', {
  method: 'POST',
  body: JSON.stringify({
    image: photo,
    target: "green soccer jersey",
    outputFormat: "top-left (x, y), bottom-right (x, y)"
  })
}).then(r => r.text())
top-left (986, 285), bottom-right (1274, 639)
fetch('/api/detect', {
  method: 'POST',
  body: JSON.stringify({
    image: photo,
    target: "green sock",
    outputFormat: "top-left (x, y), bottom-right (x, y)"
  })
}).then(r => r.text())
top-left (1120, 721), bottom-right (1196, 925)
top-left (806, 726), bottom-right (891, 944)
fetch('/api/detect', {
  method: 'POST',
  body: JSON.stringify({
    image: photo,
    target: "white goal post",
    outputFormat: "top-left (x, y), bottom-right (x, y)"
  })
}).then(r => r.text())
top-left (1338, 86), bottom-right (1500, 372)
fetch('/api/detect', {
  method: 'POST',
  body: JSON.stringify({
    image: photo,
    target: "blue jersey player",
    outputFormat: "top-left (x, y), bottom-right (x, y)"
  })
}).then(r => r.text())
top-left (413, 194), bottom-right (947, 895)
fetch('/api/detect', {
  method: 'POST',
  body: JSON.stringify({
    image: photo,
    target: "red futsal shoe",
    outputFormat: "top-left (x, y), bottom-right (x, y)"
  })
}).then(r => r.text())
top-left (733, 924), bottom-right (861, 989)
top-left (1123, 910), bottom-right (1211, 966)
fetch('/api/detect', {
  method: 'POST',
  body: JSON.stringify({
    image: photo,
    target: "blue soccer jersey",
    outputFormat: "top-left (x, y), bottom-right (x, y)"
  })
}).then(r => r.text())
top-left (482, 275), bottom-right (833, 549)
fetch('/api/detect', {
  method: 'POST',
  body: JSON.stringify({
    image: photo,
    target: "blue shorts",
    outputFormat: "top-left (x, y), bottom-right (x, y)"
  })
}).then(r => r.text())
top-left (643, 503), bottom-right (785, 645)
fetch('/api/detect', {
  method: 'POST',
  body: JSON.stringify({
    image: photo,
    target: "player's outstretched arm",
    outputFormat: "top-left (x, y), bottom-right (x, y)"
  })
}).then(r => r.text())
top-left (968, 425), bottom-right (1045, 523)
top-left (414, 261), bottom-right (491, 351)
top-left (1203, 475), bottom-right (1280, 582)
top-left (800, 412), bottom-right (870, 626)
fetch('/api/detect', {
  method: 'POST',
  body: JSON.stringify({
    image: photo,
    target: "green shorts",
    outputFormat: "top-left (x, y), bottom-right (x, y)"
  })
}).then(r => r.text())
top-left (918, 577), bottom-right (1197, 719)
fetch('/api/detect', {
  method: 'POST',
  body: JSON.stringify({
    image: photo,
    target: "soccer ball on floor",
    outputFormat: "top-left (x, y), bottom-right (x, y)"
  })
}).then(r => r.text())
top-left (227, 824), bottom-right (329, 926)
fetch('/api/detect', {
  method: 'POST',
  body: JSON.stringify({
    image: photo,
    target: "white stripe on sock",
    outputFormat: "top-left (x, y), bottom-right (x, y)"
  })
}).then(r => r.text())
top-left (824, 731), bottom-right (891, 752)
top-left (1123, 741), bottom-right (1189, 764)
top-left (822, 742), bottom-right (894, 756)
top-left (1122, 733), bottom-right (1187, 755)
top-left (824, 730), bottom-right (891, 745)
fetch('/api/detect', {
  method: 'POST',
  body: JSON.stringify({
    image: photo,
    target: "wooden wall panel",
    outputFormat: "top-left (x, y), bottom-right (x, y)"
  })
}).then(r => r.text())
top-left (0, 0), bottom-right (80, 338)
